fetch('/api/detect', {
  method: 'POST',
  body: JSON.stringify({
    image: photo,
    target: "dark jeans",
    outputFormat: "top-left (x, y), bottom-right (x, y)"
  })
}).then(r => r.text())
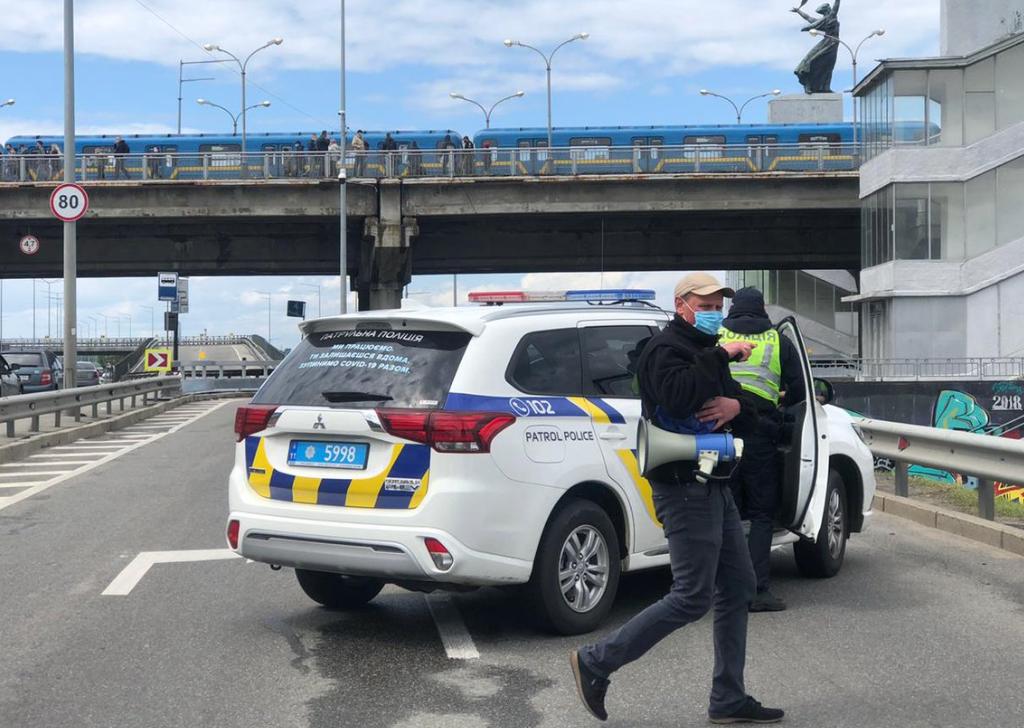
top-left (580, 480), bottom-right (756, 715)
top-left (729, 430), bottom-right (780, 593)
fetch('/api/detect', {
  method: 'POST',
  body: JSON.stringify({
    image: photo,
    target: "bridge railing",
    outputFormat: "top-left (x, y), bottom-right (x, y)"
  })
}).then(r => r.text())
top-left (0, 376), bottom-right (181, 438)
top-left (812, 357), bottom-right (1024, 381)
top-left (857, 418), bottom-right (1024, 521)
top-left (2, 337), bottom-right (150, 351)
top-left (180, 359), bottom-right (280, 378)
top-left (0, 143), bottom-right (859, 184)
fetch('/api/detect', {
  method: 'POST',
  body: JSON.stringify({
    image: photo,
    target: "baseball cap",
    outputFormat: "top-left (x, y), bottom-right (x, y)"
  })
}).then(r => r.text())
top-left (673, 272), bottom-right (735, 300)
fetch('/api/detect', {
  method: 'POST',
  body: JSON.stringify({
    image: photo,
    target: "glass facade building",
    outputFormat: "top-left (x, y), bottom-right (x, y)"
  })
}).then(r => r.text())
top-left (859, 38), bottom-right (1024, 160)
top-left (733, 270), bottom-right (858, 341)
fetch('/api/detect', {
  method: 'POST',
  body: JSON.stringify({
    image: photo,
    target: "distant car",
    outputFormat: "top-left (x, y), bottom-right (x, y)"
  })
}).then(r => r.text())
top-left (0, 350), bottom-right (61, 393)
top-left (0, 353), bottom-right (23, 397)
top-left (72, 361), bottom-right (102, 387)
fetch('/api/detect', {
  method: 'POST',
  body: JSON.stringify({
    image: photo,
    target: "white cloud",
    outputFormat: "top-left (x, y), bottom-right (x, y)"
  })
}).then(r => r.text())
top-left (0, 1), bottom-right (939, 76)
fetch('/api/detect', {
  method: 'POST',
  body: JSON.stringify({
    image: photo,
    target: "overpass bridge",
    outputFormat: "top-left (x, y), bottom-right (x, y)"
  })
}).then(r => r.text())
top-left (0, 146), bottom-right (859, 309)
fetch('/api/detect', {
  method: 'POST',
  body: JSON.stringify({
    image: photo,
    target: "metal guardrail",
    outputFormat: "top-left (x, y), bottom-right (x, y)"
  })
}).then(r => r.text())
top-left (0, 376), bottom-right (181, 437)
top-left (812, 357), bottom-right (1024, 381)
top-left (180, 360), bottom-right (280, 378)
top-left (2, 337), bottom-right (151, 352)
top-left (857, 418), bottom-right (1024, 520)
top-left (0, 143), bottom-right (859, 183)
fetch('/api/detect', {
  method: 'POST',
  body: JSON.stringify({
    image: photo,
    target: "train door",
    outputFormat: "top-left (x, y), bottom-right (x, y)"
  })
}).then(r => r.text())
top-left (261, 143), bottom-right (281, 178)
top-left (745, 135), bottom-right (763, 171)
top-left (762, 134), bottom-right (779, 171)
top-left (517, 139), bottom-right (546, 175)
top-left (630, 136), bottom-right (663, 173)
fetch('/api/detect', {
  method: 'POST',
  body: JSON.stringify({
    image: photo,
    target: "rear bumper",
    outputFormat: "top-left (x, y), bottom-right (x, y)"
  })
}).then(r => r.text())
top-left (230, 510), bottom-right (534, 586)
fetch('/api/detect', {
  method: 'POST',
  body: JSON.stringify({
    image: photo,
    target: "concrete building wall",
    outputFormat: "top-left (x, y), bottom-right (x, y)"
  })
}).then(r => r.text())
top-left (942, 0), bottom-right (1024, 56)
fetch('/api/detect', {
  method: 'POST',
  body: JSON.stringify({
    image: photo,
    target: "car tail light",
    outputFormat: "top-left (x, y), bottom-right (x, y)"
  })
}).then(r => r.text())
top-left (424, 537), bottom-right (453, 571)
top-left (376, 409), bottom-right (515, 453)
top-left (234, 405), bottom-right (278, 442)
top-left (39, 370), bottom-right (52, 386)
top-left (227, 519), bottom-right (240, 549)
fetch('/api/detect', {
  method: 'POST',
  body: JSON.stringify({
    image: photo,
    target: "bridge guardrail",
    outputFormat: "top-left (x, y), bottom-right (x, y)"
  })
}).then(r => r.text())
top-left (2, 337), bottom-right (151, 350)
top-left (0, 142), bottom-right (859, 184)
top-left (0, 376), bottom-right (181, 437)
top-left (812, 357), bottom-right (1024, 381)
top-left (856, 418), bottom-right (1024, 521)
top-left (180, 360), bottom-right (280, 378)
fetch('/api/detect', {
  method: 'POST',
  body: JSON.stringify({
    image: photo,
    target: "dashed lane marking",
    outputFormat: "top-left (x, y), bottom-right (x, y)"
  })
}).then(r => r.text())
top-left (425, 593), bottom-right (480, 660)
top-left (0, 399), bottom-right (235, 514)
top-left (102, 549), bottom-right (242, 595)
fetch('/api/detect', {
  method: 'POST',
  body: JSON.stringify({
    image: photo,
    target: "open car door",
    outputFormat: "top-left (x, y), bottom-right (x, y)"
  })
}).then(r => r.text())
top-left (775, 317), bottom-right (829, 540)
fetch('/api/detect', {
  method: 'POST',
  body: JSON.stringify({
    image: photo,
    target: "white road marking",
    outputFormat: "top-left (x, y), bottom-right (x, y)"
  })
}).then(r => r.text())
top-left (0, 399), bottom-right (235, 514)
top-left (425, 593), bottom-right (480, 660)
top-left (102, 548), bottom-right (242, 596)
top-left (0, 471), bottom-right (70, 478)
top-left (0, 482), bottom-right (45, 488)
top-left (29, 452), bottom-right (110, 459)
top-left (0, 462), bottom-right (79, 470)
top-left (19, 460), bottom-right (95, 466)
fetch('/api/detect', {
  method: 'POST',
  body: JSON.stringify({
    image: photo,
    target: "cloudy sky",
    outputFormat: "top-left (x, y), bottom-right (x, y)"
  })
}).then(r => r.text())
top-left (0, 0), bottom-right (939, 349)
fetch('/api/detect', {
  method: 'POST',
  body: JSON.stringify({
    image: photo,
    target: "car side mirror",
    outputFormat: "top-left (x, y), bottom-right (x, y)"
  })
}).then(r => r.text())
top-left (7, 362), bottom-right (19, 372)
top-left (813, 378), bottom-right (834, 405)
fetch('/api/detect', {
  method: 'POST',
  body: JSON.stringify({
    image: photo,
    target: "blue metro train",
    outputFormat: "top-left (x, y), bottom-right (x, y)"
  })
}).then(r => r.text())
top-left (1, 122), bottom-right (879, 179)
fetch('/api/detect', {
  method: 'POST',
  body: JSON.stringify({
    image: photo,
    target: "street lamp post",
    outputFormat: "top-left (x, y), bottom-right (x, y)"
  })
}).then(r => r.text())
top-left (97, 313), bottom-right (110, 338)
top-left (809, 28), bottom-right (885, 153)
top-left (339, 0), bottom-right (348, 314)
top-left (177, 58), bottom-right (230, 134)
top-left (140, 305), bottom-right (154, 337)
top-left (197, 98), bottom-right (271, 134)
top-left (256, 291), bottom-right (272, 344)
top-left (504, 33), bottom-right (588, 150)
top-left (120, 314), bottom-right (132, 339)
top-left (202, 38), bottom-right (283, 162)
top-left (698, 88), bottom-right (781, 124)
top-left (449, 91), bottom-right (525, 129)
top-left (87, 314), bottom-right (99, 339)
top-left (298, 282), bottom-right (322, 318)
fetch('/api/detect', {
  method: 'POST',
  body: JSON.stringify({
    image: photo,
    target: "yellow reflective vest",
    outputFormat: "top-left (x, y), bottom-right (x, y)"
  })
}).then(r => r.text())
top-left (718, 326), bottom-right (782, 405)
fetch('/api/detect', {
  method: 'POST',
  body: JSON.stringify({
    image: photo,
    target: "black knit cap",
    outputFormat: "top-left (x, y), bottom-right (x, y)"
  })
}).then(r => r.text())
top-left (728, 287), bottom-right (767, 316)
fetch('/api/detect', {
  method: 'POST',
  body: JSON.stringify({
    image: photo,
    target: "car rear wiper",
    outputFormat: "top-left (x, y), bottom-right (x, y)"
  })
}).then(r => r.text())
top-left (322, 391), bottom-right (394, 403)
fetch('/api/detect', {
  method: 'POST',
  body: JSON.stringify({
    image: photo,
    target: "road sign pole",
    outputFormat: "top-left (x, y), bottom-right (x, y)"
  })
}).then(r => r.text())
top-left (62, 0), bottom-right (77, 389)
top-left (173, 320), bottom-right (179, 372)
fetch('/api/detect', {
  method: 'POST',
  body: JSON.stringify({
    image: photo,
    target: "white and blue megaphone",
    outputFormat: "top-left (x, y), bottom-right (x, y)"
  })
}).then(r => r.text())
top-left (637, 414), bottom-right (744, 484)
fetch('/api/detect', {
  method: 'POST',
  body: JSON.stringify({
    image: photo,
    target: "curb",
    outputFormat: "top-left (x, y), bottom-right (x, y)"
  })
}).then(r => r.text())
top-left (0, 391), bottom-right (246, 465)
top-left (873, 493), bottom-right (1024, 558)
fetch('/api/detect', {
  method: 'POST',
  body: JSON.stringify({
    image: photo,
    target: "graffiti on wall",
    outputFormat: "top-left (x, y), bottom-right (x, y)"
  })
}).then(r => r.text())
top-left (833, 380), bottom-right (1024, 504)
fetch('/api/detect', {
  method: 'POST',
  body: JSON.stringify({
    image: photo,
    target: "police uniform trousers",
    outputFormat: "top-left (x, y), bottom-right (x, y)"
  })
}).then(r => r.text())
top-left (580, 478), bottom-right (756, 715)
top-left (729, 426), bottom-right (779, 594)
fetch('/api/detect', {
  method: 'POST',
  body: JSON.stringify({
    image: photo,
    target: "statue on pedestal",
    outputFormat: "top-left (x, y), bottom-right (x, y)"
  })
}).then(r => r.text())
top-left (792, 0), bottom-right (841, 94)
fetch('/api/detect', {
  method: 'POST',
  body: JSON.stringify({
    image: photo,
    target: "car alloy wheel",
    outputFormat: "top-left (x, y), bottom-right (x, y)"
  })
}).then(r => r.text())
top-left (558, 525), bottom-right (610, 613)
top-left (826, 487), bottom-right (845, 559)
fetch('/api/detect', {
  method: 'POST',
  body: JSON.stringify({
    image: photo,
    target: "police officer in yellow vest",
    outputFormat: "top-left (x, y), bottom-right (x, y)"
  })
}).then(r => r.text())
top-left (720, 287), bottom-right (805, 612)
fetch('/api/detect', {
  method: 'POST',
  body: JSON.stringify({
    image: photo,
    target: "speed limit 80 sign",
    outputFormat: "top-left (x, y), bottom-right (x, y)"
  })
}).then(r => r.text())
top-left (49, 183), bottom-right (90, 222)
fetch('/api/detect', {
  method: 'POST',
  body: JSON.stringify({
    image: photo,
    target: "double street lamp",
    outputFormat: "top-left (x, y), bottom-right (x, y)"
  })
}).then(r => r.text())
top-left (503, 33), bottom-right (588, 149)
top-left (449, 91), bottom-right (524, 129)
top-left (808, 28), bottom-right (885, 151)
top-left (201, 38), bottom-right (283, 157)
top-left (699, 88), bottom-right (781, 124)
top-left (197, 98), bottom-right (271, 135)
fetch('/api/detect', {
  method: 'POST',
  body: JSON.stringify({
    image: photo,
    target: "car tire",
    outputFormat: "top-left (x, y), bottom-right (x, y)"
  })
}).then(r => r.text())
top-left (294, 569), bottom-right (385, 609)
top-left (529, 497), bottom-right (621, 635)
top-left (794, 469), bottom-right (848, 578)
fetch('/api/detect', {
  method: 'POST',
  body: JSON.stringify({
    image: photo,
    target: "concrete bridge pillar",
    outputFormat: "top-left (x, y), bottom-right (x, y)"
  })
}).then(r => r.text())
top-left (358, 182), bottom-right (417, 310)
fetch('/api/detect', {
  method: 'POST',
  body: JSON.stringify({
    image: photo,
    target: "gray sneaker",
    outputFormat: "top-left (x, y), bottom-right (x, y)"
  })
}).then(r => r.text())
top-left (749, 590), bottom-right (787, 612)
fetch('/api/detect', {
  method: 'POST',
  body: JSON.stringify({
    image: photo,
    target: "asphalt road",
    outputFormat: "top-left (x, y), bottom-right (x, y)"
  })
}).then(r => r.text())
top-left (1, 401), bottom-right (1022, 728)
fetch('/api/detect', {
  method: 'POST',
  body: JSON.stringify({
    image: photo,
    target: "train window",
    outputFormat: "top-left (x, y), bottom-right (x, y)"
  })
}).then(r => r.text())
top-left (199, 143), bottom-right (241, 167)
top-left (798, 133), bottom-right (839, 146)
top-left (746, 136), bottom-right (763, 144)
top-left (569, 136), bottom-right (612, 161)
top-left (763, 135), bottom-right (779, 144)
top-left (682, 134), bottom-right (726, 159)
top-left (683, 135), bottom-right (727, 145)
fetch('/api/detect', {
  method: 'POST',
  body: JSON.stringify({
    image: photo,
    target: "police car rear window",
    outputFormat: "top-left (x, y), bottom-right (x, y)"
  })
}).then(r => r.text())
top-left (251, 328), bottom-right (472, 408)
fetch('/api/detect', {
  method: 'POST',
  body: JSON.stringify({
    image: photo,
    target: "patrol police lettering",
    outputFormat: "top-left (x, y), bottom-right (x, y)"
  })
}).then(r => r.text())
top-left (525, 429), bottom-right (595, 443)
top-left (321, 329), bottom-right (425, 344)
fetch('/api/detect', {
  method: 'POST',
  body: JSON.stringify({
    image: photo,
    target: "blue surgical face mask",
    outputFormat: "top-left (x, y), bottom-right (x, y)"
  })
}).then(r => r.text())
top-left (682, 299), bottom-right (724, 335)
top-left (693, 310), bottom-right (724, 335)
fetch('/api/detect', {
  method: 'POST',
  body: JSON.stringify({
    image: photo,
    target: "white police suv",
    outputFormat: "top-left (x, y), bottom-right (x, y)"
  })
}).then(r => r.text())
top-left (227, 289), bottom-right (875, 634)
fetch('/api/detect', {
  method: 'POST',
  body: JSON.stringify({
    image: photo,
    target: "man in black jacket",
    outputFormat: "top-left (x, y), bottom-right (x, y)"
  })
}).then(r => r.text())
top-left (720, 287), bottom-right (805, 612)
top-left (571, 273), bottom-right (785, 725)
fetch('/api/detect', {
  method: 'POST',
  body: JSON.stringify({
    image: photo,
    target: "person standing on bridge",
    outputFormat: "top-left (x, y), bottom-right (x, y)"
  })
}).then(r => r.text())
top-left (351, 130), bottom-right (367, 177)
top-left (720, 286), bottom-right (805, 612)
top-left (113, 136), bottom-right (130, 179)
top-left (571, 272), bottom-right (785, 725)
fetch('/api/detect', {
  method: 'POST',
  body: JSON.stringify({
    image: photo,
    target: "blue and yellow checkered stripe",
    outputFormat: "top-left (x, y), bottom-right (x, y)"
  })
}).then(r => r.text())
top-left (244, 437), bottom-right (430, 509)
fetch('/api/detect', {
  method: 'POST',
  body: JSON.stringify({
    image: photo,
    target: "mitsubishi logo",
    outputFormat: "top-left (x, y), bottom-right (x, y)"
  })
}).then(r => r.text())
top-left (313, 414), bottom-right (326, 430)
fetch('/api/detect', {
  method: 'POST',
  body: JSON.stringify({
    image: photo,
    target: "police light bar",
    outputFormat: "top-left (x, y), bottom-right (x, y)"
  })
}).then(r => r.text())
top-left (468, 289), bottom-right (656, 304)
